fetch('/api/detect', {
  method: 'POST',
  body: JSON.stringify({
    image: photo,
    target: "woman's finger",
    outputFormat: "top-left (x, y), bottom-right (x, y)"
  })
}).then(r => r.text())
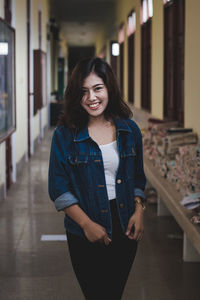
top-left (104, 236), bottom-right (111, 245)
top-left (125, 217), bottom-right (134, 236)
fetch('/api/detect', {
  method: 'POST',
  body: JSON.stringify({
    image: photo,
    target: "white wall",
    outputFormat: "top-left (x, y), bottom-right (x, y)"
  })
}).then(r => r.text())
top-left (184, 0), bottom-right (200, 136)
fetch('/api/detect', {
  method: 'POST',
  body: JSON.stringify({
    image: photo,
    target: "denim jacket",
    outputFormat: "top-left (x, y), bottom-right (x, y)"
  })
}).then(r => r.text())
top-left (48, 118), bottom-right (146, 238)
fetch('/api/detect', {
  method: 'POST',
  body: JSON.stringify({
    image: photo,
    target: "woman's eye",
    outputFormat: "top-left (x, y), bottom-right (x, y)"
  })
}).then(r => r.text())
top-left (95, 87), bottom-right (102, 91)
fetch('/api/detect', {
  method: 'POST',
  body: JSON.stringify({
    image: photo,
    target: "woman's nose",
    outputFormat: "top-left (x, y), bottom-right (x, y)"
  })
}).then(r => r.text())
top-left (88, 89), bottom-right (96, 101)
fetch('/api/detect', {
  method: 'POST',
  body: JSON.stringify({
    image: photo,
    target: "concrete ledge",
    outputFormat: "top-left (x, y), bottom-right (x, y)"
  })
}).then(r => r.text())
top-left (144, 156), bottom-right (200, 260)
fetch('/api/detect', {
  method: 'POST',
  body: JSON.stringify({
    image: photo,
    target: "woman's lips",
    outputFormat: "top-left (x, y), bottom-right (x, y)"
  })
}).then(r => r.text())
top-left (88, 102), bottom-right (101, 110)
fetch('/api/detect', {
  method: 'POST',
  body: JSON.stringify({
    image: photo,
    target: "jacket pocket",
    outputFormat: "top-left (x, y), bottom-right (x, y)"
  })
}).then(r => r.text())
top-left (120, 146), bottom-right (136, 158)
top-left (120, 147), bottom-right (136, 180)
top-left (67, 155), bottom-right (89, 165)
top-left (66, 155), bottom-right (92, 189)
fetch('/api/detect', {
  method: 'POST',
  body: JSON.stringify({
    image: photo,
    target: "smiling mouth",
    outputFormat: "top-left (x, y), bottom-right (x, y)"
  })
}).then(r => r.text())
top-left (88, 102), bottom-right (101, 109)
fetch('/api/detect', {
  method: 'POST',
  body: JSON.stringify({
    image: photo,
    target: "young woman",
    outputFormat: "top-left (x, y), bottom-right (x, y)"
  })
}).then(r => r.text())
top-left (48, 57), bottom-right (146, 299)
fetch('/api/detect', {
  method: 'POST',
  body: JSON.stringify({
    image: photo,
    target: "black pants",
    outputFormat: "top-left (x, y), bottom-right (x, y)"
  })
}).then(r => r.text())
top-left (66, 199), bottom-right (138, 300)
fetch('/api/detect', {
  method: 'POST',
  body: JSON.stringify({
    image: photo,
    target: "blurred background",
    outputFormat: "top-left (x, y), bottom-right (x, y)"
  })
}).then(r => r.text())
top-left (0, 0), bottom-right (200, 299)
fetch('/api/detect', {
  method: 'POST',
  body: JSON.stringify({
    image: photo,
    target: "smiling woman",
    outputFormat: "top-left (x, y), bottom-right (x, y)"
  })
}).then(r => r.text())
top-left (58, 57), bottom-right (131, 130)
top-left (49, 57), bottom-right (146, 299)
top-left (81, 73), bottom-right (109, 119)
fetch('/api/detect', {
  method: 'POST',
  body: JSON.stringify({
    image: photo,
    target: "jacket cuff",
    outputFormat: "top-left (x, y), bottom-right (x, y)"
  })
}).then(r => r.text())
top-left (54, 192), bottom-right (79, 211)
top-left (134, 188), bottom-right (146, 202)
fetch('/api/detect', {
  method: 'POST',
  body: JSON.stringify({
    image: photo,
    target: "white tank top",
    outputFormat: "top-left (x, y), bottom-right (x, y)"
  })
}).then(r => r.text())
top-left (99, 140), bottom-right (119, 200)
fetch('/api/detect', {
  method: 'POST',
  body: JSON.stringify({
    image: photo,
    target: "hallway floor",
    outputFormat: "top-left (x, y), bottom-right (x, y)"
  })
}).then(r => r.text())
top-left (0, 129), bottom-right (200, 300)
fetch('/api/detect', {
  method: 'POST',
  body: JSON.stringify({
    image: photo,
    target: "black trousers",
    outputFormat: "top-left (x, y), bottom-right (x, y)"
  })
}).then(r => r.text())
top-left (66, 199), bottom-right (138, 300)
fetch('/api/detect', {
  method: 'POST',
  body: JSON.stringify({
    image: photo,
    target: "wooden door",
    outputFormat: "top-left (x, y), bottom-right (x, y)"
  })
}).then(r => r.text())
top-left (128, 34), bottom-right (134, 103)
top-left (141, 19), bottom-right (152, 111)
top-left (164, 0), bottom-right (185, 126)
top-left (110, 41), bottom-right (118, 77)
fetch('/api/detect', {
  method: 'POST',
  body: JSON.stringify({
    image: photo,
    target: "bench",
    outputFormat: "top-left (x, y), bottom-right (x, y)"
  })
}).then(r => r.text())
top-left (144, 156), bottom-right (200, 262)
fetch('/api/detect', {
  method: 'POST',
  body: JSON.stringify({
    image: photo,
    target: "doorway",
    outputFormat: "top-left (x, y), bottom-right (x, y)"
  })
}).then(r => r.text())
top-left (164, 0), bottom-right (185, 126)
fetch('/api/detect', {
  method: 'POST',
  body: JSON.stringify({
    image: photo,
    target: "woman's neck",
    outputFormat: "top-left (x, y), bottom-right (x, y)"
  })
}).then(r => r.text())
top-left (88, 115), bottom-right (112, 128)
top-left (88, 116), bottom-right (116, 145)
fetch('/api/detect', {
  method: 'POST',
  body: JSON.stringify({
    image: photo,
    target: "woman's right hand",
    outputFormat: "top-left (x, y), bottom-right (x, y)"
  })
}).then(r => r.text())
top-left (82, 220), bottom-right (111, 245)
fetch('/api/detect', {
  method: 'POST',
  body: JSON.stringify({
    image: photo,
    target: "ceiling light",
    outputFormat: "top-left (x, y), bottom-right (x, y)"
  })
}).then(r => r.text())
top-left (112, 43), bottom-right (119, 56)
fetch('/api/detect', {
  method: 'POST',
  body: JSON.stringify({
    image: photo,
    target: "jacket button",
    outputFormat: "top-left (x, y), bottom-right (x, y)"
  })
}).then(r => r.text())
top-left (119, 203), bottom-right (124, 208)
top-left (117, 179), bottom-right (121, 184)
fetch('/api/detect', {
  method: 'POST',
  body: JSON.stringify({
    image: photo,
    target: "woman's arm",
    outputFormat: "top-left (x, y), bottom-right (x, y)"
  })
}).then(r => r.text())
top-left (63, 204), bottom-right (111, 245)
top-left (125, 121), bottom-right (146, 241)
top-left (125, 198), bottom-right (144, 241)
top-left (49, 129), bottom-right (111, 245)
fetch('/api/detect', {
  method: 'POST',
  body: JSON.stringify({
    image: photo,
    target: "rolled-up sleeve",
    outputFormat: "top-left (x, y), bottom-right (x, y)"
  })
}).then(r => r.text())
top-left (48, 128), bottom-right (79, 211)
top-left (134, 127), bottom-right (146, 202)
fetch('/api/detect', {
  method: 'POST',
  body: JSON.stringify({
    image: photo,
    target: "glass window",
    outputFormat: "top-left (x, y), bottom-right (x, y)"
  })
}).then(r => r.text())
top-left (141, 0), bottom-right (153, 24)
top-left (118, 23), bottom-right (125, 44)
top-left (127, 10), bottom-right (136, 36)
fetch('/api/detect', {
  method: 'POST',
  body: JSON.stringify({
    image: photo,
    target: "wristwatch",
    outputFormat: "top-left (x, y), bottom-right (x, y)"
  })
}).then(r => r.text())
top-left (134, 198), bottom-right (146, 210)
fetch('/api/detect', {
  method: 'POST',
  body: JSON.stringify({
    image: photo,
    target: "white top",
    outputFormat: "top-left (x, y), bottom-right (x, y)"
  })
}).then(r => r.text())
top-left (99, 140), bottom-right (119, 200)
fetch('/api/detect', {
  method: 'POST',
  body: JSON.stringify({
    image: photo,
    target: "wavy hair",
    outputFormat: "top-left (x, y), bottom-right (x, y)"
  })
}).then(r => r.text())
top-left (58, 57), bottom-right (133, 130)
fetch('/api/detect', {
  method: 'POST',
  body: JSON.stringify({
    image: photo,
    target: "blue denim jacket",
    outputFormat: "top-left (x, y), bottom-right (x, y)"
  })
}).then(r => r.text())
top-left (48, 118), bottom-right (146, 238)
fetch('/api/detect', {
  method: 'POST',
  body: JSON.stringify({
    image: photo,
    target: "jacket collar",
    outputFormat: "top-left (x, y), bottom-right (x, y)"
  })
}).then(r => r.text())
top-left (73, 118), bottom-right (131, 142)
top-left (114, 118), bottom-right (132, 133)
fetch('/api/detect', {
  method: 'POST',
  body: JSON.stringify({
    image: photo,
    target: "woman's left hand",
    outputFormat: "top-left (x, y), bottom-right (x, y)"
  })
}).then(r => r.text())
top-left (125, 204), bottom-right (144, 241)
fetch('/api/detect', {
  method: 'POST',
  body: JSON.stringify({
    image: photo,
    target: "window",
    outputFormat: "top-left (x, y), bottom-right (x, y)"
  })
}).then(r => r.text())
top-left (163, 0), bottom-right (173, 4)
top-left (118, 23), bottom-right (125, 44)
top-left (127, 10), bottom-right (136, 103)
top-left (141, 0), bottom-right (153, 24)
top-left (127, 10), bottom-right (136, 37)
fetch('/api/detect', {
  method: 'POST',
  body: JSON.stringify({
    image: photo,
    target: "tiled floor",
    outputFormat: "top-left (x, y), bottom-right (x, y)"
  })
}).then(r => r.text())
top-left (0, 129), bottom-right (200, 300)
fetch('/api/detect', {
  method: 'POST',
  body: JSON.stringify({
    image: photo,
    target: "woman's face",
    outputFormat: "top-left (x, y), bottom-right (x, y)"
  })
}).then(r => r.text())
top-left (81, 72), bottom-right (109, 120)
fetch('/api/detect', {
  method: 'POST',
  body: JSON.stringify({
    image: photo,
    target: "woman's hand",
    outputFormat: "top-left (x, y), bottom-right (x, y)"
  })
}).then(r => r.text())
top-left (125, 204), bottom-right (144, 241)
top-left (82, 219), bottom-right (111, 245)
top-left (63, 204), bottom-right (111, 245)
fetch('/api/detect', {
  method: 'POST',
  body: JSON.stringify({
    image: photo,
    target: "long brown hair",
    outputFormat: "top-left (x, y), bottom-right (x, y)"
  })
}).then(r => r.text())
top-left (58, 57), bottom-right (132, 130)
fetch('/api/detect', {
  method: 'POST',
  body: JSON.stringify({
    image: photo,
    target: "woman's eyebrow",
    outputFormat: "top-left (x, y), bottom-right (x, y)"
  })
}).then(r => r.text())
top-left (82, 83), bottom-right (104, 89)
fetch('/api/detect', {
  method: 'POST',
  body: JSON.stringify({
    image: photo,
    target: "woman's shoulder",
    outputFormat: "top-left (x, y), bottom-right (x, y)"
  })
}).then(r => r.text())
top-left (124, 118), bottom-right (141, 134)
top-left (52, 125), bottom-right (74, 144)
top-left (54, 125), bottom-right (73, 135)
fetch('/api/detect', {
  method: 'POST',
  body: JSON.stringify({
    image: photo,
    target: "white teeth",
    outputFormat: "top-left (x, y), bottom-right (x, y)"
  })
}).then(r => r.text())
top-left (89, 103), bottom-right (100, 108)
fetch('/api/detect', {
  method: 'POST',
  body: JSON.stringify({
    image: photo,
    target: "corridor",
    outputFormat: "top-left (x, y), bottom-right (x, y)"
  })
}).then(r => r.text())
top-left (0, 129), bottom-right (199, 300)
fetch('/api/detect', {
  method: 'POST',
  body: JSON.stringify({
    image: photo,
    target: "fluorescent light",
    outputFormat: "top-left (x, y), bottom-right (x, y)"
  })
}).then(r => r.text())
top-left (0, 42), bottom-right (8, 55)
top-left (112, 43), bottom-right (119, 56)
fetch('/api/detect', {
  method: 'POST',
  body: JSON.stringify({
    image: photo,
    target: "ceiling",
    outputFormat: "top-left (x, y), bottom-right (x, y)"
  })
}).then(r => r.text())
top-left (50, 0), bottom-right (117, 46)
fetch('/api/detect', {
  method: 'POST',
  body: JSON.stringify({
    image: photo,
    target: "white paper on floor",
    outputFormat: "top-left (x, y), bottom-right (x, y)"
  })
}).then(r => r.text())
top-left (41, 234), bottom-right (67, 241)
